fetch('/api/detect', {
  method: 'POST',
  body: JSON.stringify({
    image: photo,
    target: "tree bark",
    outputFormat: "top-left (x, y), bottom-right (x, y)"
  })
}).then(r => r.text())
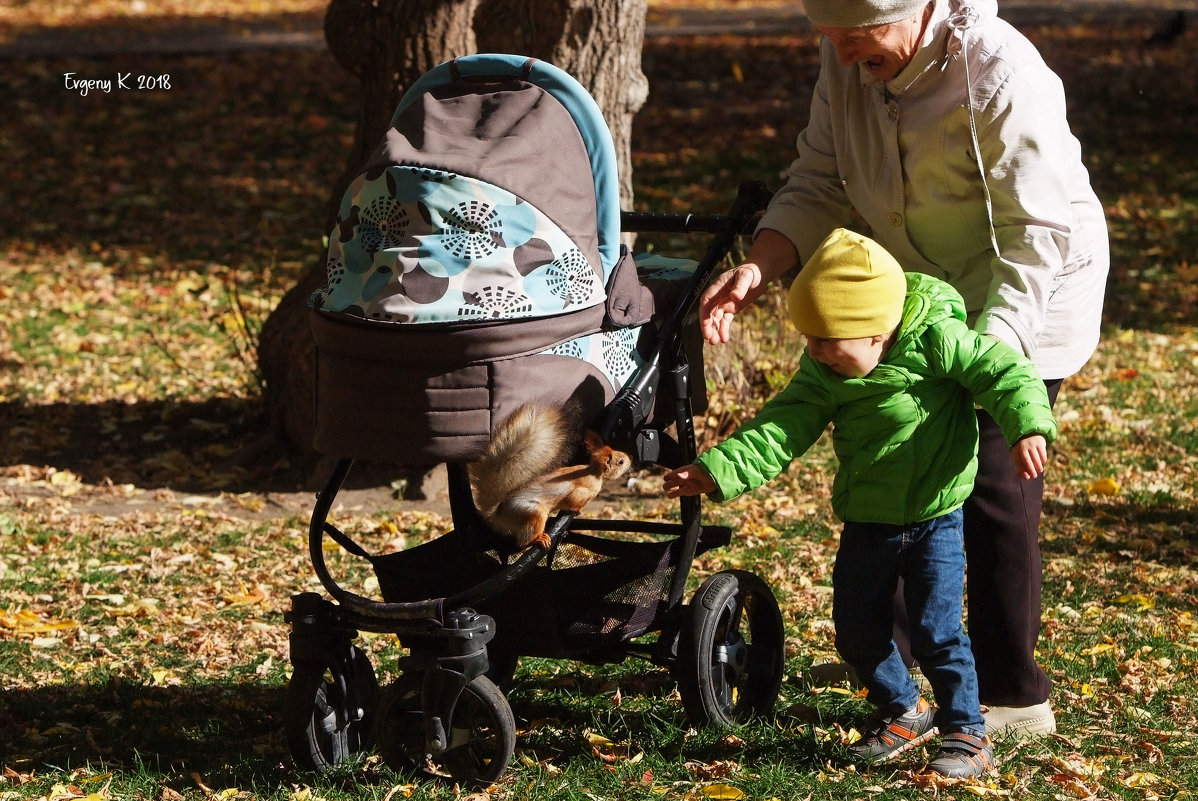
top-left (257, 0), bottom-right (648, 479)
top-left (258, 0), bottom-right (478, 477)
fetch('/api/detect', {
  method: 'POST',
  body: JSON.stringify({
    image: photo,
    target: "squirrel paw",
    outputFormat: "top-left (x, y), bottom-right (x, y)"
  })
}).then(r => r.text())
top-left (527, 531), bottom-right (552, 550)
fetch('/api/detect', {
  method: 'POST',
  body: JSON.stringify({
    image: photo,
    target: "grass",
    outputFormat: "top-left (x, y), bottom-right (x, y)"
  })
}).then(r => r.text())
top-left (3, 3), bottom-right (1198, 801)
top-left (2, 457), bottom-right (1195, 801)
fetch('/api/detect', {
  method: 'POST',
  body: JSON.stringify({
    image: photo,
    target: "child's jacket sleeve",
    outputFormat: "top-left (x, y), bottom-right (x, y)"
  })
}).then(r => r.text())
top-left (696, 363), bottom-right (837, 503)
top-left (929, 319), bottom-right (1059, 447)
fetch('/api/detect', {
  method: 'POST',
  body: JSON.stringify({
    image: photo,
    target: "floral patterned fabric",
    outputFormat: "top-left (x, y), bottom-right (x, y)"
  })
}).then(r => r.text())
top-left (312, 166), bottom-right (605, 324)
top-left (536, 254), bottom-right (699, 394)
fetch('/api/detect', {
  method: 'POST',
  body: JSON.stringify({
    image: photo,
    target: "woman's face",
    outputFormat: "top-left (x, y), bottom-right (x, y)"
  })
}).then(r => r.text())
top-left (815, 6), bottom-right (930, 82)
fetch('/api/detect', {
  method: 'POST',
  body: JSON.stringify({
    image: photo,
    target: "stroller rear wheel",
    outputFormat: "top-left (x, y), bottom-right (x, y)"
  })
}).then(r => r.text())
top-left (284, 645), bottom-right (378, 770)
top-left (374, 671), bottom-right (515, 785)
top-left (675, 569), bottom-right (785, 726)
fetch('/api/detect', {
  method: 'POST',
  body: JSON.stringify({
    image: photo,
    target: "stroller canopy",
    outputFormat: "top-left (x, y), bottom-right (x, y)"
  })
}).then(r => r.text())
top-left (312, 54), bottom-right (624, 326)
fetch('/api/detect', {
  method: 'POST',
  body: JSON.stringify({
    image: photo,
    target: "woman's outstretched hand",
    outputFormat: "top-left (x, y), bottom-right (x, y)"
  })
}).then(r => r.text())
top-left (699, 263), bottom-right (764, 344)
top-left (698, 228), bottom-right (800, 345)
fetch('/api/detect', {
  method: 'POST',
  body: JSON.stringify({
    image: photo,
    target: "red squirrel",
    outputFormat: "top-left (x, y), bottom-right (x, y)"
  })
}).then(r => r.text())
top-left (468, 404), bottom-right (632, 549)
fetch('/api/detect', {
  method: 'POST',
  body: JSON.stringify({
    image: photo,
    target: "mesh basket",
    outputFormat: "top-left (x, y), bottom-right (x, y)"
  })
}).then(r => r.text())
top-left (372, 525), bottom-right (730, 659)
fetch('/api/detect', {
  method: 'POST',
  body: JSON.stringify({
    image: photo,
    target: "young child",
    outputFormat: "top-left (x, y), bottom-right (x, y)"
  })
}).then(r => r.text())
top-left (664, 229), bottom-right (1057, 778)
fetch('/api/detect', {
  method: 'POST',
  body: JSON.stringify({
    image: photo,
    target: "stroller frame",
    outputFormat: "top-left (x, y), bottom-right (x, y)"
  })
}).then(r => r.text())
top-left (283, 54), bottom-right (784, 786)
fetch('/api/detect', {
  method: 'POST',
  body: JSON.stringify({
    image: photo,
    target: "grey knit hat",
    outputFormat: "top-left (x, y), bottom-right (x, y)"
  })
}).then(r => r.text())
top-left (802, 0), bottom-right (929, 27)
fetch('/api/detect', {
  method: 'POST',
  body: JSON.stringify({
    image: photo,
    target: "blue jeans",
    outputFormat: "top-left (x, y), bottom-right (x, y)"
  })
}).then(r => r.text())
top-left (833, 507), bottom-right (984, 735)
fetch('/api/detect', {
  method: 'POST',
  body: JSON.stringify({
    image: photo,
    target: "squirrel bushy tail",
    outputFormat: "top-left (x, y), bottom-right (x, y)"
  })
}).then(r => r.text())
top-left (468, 404), bottom-right (574, 518)
top-left (468, 403), bottom-right (632, 549)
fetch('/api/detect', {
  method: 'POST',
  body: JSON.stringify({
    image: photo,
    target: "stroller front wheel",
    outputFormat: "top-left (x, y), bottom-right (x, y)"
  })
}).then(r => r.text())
top-left (675, 569), bottom-right (785, 726)
top-left (374, 671), bottom-right (515, 786)
top-left (284, 644), bottom-right (378, 771)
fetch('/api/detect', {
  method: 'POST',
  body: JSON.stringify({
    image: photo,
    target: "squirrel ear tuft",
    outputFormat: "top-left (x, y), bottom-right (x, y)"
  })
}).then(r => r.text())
top-left (583, 430), bottom-right (604, 451)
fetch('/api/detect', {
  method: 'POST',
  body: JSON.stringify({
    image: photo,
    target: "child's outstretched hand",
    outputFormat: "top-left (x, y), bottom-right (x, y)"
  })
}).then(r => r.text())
top-left (1011, 434), bottom-right (1048, 480)
top-left (663, 464), bottom-right (717, 498)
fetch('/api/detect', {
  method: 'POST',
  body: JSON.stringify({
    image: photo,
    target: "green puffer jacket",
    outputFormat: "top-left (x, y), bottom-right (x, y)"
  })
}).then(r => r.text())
top-left (697, 272), bottom-right (1058, 525)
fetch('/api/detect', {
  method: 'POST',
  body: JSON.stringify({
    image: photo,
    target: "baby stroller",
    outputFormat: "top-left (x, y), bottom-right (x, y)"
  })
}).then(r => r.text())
top-left (284, 53), bottom-right (784, 785)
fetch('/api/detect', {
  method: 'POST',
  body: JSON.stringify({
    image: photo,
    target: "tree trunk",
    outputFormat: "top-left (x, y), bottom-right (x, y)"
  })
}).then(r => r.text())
top-left (257, 0), bottom-right (648, 480)
top-left (257, 0), bottom-right (478, 478)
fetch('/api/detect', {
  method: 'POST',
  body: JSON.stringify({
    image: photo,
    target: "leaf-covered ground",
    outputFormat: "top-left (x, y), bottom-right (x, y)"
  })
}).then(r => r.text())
top-left (2, 2), bottom-right (1198, 800)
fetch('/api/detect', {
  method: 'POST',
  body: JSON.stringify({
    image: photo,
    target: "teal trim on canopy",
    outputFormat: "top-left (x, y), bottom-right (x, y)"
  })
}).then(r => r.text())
top-left (391, 54), bottom-right (622, 280)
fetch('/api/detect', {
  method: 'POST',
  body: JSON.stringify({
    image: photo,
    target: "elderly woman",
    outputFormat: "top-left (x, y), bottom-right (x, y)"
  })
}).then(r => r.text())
top-left (700, 0), bottom-right (1108, 748)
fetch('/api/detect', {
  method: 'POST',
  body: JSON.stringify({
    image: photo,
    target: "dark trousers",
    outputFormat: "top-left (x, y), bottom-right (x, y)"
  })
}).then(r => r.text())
top-left (894, 379), bottom-right (1062, 707)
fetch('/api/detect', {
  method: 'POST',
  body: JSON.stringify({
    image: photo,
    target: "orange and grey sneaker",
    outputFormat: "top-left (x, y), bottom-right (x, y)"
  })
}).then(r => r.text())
top-left (925, 731), bottom-right (996, 778)
top-left (850, 697), bottom-right (938, 763)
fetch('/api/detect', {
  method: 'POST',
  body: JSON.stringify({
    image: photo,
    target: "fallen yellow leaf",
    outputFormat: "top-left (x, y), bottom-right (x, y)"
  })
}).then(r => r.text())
top-left (584, 730), bottom-right (628, 762)
top-left (47, 783), bottom-right (83, 801)
top-left (0, 608), bottom-right (76, 636)
top-left (106, 598), bottom-right (160, 619)
top-left (49, 469), bottom-right (82, 489)
top-left (1116, 594), bottom-right (1156, 610)
top-left (151, 669), bottom-right (180, 686)
top-left (222, 586), bottom-right (266, 605)
top-left (380, 784), bottom-right (417, 801)
top-left (1122, 772), bottom-right (1163, 787)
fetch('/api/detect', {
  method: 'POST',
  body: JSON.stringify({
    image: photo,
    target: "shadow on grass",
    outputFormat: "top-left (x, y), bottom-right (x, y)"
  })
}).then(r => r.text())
top-left (502, 667), bottom-right (840, 775)
top-left (0, 397), bottom-right (422, 495)
top-left (0, 397), bottom-right (322, 493)
top-left (1043, 498), bottom-right (1197, 565)
top-left (0, 680), bottom-right (291, 785)
top-left (0, 669), bottom-right (835, 791)
top-left (4, 43), bottom-right (348, 280)
top-left (1, 11), bottom-right (325, 60)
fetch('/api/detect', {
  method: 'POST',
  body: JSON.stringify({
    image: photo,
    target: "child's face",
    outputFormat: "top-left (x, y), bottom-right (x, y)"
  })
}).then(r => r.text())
top-left (805, 333), bottom-right (891, 378)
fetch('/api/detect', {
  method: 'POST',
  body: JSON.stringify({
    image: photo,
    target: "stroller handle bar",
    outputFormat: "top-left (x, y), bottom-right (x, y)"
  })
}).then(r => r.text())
top-left (662, 179), bottom-right (774, 330)
top-left (621, 211), bottom-right (728, 235)
top-left (600, 180), bottom-right (772, 440)
top-left (620, 182), bottom-right (771, 237)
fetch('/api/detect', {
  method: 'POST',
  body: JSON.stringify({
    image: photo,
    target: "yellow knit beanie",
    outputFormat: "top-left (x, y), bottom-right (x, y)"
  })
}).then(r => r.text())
top-left (788, 229), bottom-right (906, 338)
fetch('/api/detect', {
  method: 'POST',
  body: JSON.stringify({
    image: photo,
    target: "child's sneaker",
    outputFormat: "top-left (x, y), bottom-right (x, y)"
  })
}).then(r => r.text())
top-left (925, 732), bottom-right (995, 778)
top-left (851, 697), bottom-right (938, 763)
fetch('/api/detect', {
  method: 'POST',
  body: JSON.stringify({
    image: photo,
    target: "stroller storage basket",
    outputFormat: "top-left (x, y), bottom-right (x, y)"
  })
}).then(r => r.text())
top-left (372, 522), bottom-right (733, 659)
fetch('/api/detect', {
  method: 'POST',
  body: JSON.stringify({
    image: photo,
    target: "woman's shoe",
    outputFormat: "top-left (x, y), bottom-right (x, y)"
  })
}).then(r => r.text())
top-left (981, 702), bottom-right (1056, 740)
